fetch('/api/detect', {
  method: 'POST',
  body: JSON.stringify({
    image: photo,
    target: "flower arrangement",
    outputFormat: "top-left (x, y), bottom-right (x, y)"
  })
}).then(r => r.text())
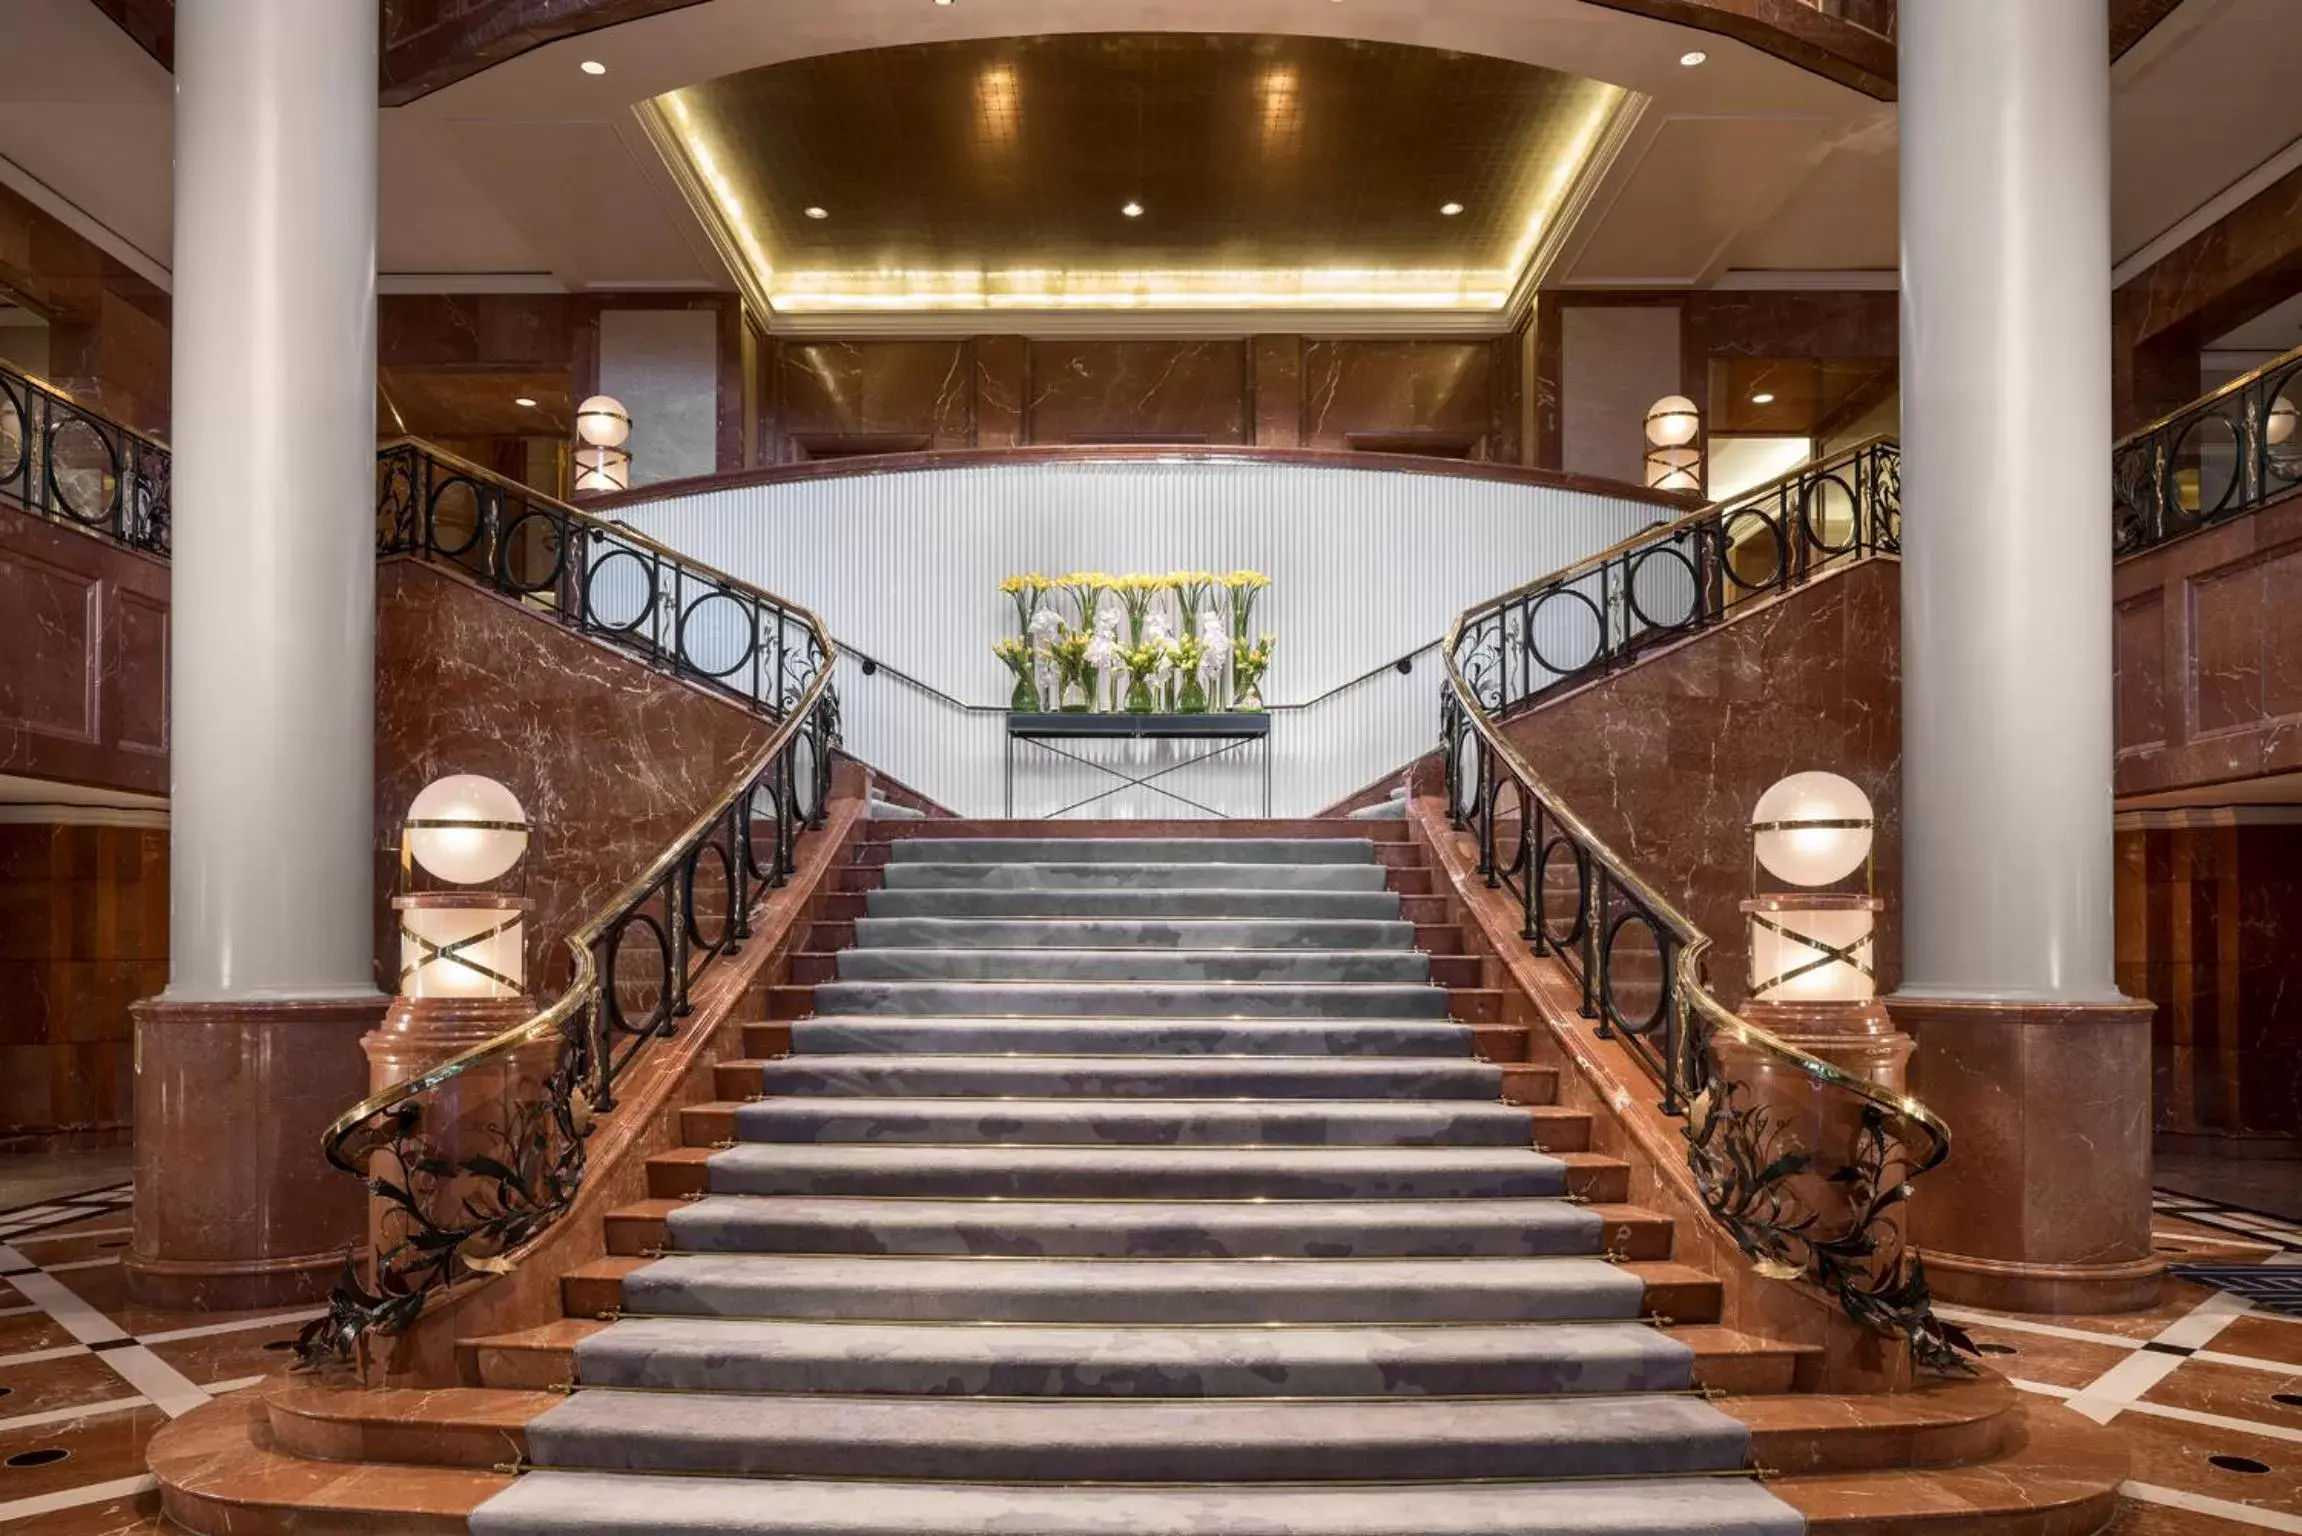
top-left (999, 573), bottom-right (1051, 639)
top-left (996, 569), bottom-right (1275, 715)
top-left (993, 635), bottom-right (1040, 712)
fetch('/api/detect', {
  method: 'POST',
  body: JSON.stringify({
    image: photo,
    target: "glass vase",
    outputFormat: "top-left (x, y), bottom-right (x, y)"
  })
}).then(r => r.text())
top-left (1179, 673), bottom-right (1207, 713)
top-left (1125, 675), bottom-right (1155, 713)
top-left (1060, 673), bottom-right (1091, 712)
top-left (1235, 674), bottom-right (1265, 711)
top-left (1010, 672), bottom-right (1041, 713)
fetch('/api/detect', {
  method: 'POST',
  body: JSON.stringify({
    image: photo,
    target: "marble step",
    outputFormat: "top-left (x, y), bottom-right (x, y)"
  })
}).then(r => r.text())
top-left (887, 838), bottom-right (1379, 865)
top-left (786, 1015), bottom-right (1477, 1058)
top-left (652, 1194), bottom-right (1626, 1260)
top-left (851, 917), bottom-right (1416, 950)
top-left (471, 1471), bottom-right (1801, 1536)
top-left (809, 980), bottom-right (1452, 1019)
top-left (863, 888), bottom-right (1406, 920)
top-left (880, 862), bottom-right (1391, 892)
top-left (745, 1054), bottom-right (1504, 1100)
top-left (717, 1096), bottom-right (1540, 1148)
top-left (568, 1315), bottom-right (1697, 1398)
top-left (605, 1253), bottom-right (1648, 1326)
top-left (694, 1144), bottom-right (1569, 1200)
top-left (833, 948), bottom-right (1431, 984)
top-left (519, 1390), bottom-right (1755, 1483)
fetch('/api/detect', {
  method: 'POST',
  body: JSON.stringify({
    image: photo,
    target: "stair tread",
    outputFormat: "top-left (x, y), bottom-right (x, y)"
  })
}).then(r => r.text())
top-left (888, 839), bottom-right (1379, 862)
top-left (472, 1471), bottom-right (1801, 1535)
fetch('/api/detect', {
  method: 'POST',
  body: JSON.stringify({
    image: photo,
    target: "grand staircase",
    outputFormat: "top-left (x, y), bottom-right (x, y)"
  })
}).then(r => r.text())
top-left (465, 824), bottom-right (1802, 1535)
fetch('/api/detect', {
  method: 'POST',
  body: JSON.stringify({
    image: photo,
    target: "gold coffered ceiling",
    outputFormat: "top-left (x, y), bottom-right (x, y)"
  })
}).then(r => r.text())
top-left (644, 34), bottom-right (1626, 320)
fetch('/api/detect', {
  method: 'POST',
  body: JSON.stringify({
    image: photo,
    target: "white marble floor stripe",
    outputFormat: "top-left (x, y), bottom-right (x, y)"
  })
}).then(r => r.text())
top-left (2012, 1376), bottom-right (2302, 1446)
top-left (2064, 1290), bottom-right (2253, 1425)
top-left (0, 1395), bottom-right (148, 1434)
top-left (0, 1241), bottom-right (211, 1419)
top-left (2123, 1481), bottom-right (2302, 1534)
top-left (137, 1308), bottom-right (320, 1345)
top-left (0, 1472), bottom-right (160, 1524)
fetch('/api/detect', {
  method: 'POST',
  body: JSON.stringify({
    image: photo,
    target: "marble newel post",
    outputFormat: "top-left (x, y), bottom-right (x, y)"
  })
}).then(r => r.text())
top-left (128, 0), bottom-right (389, 1309)
top-left (1889, 0), bottom-right (2161, 1313)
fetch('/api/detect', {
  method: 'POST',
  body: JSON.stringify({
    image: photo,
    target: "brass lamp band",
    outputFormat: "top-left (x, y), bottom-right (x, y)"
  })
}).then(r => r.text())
top-left (1749, 818), bottom-right (1872, 833)
top-left (402, 818), bottom-right (530, 832)
top-left (1747, 908), bottom-right (1875, 997)
top-left (399, 911), bottom-right (526, 994)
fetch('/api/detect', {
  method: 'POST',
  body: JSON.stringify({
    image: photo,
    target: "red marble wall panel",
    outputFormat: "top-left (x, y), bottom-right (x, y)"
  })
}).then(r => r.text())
top-left (0, 183), bottom-right (172, 436)
top-left (0, 820), bottom-right (167, 1151)
top-left (0, 501), bottom-right (169, 797)
top-left (973, 335), bottom-right (1029, 450)
top-left (2113, 489), bottom-right (2302, 798)
top-left (2118, 816), bottom-right (2302, 1153)
top-left (776, 339), bottom-right (973, 456)
top-left (1250, 335), bottom-right (1304, 449)
top-left (1024, 340), bottom-right (1249, 445)
top-left (1498, 558), bottom-right (1902, 1007)
top-left (1301, 340), bottom-right (1496, 456)
top-left (373, 557), bottom-right (774, 995)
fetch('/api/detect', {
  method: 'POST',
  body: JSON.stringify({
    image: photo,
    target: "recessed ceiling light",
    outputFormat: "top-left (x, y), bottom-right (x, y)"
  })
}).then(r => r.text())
top-left (1121, 200), bottom-right (1144, 218)
top-left (1679, 50), bottom-right (1707, 67)
top-left (579, 59), bottom-right (607, 75)
top-left (514, 396), bottom-right (538, 408)
top-left (1751, 391), bottom-right (1775, 405)
top-left (804, 206), bottom-right (829, 220)
top-left (1439, 201), bottom-right (1464, 216)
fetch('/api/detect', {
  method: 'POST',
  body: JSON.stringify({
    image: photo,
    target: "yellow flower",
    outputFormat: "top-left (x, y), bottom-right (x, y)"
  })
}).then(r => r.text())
top-left (1224, 570), bottom-right (1271, 590)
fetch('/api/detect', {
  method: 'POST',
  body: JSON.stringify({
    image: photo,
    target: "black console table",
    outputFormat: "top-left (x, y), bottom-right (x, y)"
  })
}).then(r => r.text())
top-left (1004, 711), bottom-right (1272, 819)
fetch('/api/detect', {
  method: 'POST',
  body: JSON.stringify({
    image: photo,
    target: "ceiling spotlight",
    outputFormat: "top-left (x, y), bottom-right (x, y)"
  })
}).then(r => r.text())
top-left (1121, 200), bottom-right (1144, 218)
top-left (1440, 201), bottom-right (1464, 216)
top-left (935, 0), bottom-right (955, 5)
top-left (579, 59), bottom-right (607, 75)
top-left (804, 206), bottom-right (829, 220)
top-left (1750, 392), bottom-right (1775, 405)
top-left (514, 396), bottom-right (538, 408)
top-left (1679, 50), bottom-right (1707, 67)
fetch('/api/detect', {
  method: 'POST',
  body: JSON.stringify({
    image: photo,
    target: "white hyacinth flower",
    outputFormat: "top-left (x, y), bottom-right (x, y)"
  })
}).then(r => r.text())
top-left (1029, 608), bottom-right (1063, 642)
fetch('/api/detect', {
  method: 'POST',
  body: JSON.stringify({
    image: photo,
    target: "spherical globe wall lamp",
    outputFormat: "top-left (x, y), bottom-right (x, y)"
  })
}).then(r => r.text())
top-left (1644, 394), bottom-right (1702, 493)
top-left (404, 773), bottom-right (529, 886)
top-left (1751, 770), bottom-right (1874, 888)
top-left (572, 394), bottom-right (633, 494)
top-left (396, 775), bottom-right (533, 1002)
top-left (2268, 392), bottom-right (2298, 449)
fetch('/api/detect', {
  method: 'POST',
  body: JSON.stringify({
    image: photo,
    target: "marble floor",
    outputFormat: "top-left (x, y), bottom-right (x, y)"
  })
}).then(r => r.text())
top-left (0, 1181), bottom-right (2294, 1532)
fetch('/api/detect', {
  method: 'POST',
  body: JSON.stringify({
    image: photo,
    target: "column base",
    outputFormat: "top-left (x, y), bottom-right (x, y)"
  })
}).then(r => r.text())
top-left (128, 994), bottom-right (388, 1311)
top-left (1740, 999), bottom-right (1914, 1091)
top-left (1887, 994), bottom-right (2163, 1315)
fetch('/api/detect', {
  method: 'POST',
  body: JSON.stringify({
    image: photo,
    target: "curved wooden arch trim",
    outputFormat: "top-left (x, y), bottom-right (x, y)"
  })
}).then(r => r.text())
top-left (576, 444), bottom-right (1704, 516)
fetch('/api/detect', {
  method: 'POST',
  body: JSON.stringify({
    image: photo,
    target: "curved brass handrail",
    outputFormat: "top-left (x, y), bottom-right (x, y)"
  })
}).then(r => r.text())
top-left (299, 446), bottom-right (841, 1363)
top-left (1439, 437), bottom-right (1970, 1373)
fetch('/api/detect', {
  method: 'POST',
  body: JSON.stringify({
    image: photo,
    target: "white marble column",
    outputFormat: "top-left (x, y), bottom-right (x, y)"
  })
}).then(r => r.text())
top-left (167, 0), bottom-right (382, 1001)
top-left (132, 0), bottom-right (388, 1310)
top-left (1891, 0), bottom-right (2159, 1314)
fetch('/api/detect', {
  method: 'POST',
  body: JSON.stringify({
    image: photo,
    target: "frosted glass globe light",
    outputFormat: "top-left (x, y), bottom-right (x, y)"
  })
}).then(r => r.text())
top-left (1645, 395), bottom-right (1700, 449)
top-left (1751, 771), bottom-right (1872, 888)
top-left (2269, 393), bottom-right (2298, 448)
top-left (407, 775), bottom-right (529, 885)
top-left (575, 395), bottom-right (632, 448)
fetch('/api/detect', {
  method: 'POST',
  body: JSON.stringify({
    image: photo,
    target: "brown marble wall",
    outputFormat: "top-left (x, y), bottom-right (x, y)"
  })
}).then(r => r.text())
top-left (0, 182), bottom-right (171, 436)
top-left (2112, 488), bottom-right (2302, 799)
top-left (0, 499), bottom-right (170, 798)
top-left (2119, 814), bottom-right (2302, 1156)
top-left (373, 557), bottom-right (774, 996)
top-left (2114, 160), bottom-right (2302, 434)
top-left (0, 819), bottom-right (166, 1151)
top-left (1498, 558), bottom-right (1902, 1007)
top-left (753, 331), bottom-right (1526, 464)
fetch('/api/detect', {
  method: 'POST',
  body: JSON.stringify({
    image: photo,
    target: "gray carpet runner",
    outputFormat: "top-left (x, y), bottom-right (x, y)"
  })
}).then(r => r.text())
top-left (473, 832), bottom-right (1803, 1536)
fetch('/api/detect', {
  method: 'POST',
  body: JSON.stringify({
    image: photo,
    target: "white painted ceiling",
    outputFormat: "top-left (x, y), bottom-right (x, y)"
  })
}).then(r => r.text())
top-left (0, 0), bottom-right (2294, 327)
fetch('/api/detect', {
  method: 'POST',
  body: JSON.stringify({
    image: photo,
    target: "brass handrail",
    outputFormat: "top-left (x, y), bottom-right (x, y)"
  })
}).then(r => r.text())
top-left (2116, 339), bottom-right (2302, 448)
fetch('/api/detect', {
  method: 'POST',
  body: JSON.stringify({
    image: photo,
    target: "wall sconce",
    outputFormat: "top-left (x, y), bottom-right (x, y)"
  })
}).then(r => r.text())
top-left (395, 774), bottom-right (531, 1001)
top-left (1644, 394), bottom-right (1702, 493)
top-left (1742, 770), bottom-right (1879, 1005)
top-left (573, 394), bottom-right (632, 493)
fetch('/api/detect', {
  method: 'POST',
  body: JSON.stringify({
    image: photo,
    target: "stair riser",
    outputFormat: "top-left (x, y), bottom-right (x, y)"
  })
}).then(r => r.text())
top-left (523, 1425), bottom-right (1752, 1485)
top-left (701, 1162), bottom-right (1569, 1202)
top-left (722, 1103), bottom-right (1538, 1148)
top-left (866, 819), bottom-right (1408, 844)
top-left (864, 889), bottom-right (1408, 919)
top-left (882, 864), bottom-right (1394, 892)
top-left (834, 950), bottom-right (1434, 984)
top-left (887, 839), bottom-right (1380, 866)
top-left (786, 1018), bottom-right (1479, 1058)
top-left (851, 917), bottom-right (1418, 950)
top-left (657, 1205), bottom-right (1624, 1261)
top-left (810, 982), bottom-right (1454, 1019)
top-left (570, 1337), bottom-right (1698, 1400)
top-left (741, 1061), bottom-right (1506, 1100)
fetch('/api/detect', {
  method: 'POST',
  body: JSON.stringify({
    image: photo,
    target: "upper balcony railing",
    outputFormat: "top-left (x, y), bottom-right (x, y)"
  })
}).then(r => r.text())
top-left (1453, 438), bottom-right (1900, 723)
top-left (1440, 440), bottom-right (1965, 1374)
top-left (0, 362), bottom-right (169, 556)
top-left (2114, 343), bottom-right (2302, 558)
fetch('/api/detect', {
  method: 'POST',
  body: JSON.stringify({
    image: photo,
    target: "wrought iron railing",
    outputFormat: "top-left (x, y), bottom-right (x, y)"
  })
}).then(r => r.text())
top-left (2114, 343), bottom-right (2302, 558)
top-left (1440, 441), bottom-right (1968, 1372)
top-left (299, 455), bottom-right (839, 1364)
top-left (0, 358), bottom-right (169, 555)
top-left (1453, 439), bottom-right (1898, 721)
